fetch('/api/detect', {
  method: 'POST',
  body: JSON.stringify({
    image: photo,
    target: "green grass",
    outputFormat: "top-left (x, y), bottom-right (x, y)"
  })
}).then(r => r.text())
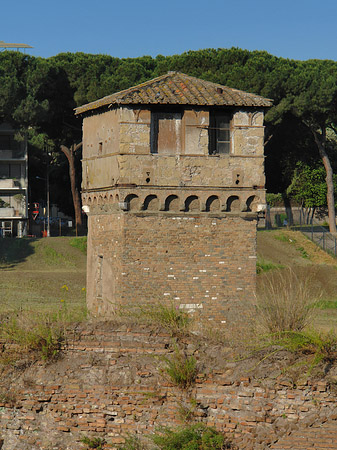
top-left (257, 330), bottom-right (337, 375)
top-left (274, 232), bottom-right (291, 242)
top-left (256, 257), bottom-right (284, 274)
top-left (315, 299), bottom-right (337, 309)
top-left (0, 237), bottom-right (86, 315)
top-left (70, 236), bottom-right (87, 254)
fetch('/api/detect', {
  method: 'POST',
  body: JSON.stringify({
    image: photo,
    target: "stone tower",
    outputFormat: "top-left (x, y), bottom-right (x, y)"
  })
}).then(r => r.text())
top-left (75, 72), bottom-right (272, 325)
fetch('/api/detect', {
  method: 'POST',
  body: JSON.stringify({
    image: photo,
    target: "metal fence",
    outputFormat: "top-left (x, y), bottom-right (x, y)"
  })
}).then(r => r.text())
top-left (267, 206), bottom-right (337, 257)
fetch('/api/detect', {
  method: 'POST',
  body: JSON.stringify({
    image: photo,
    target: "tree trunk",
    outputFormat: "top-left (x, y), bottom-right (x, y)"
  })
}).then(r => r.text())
top-left (60, 143), bottom-right (83, 231)
top-left (312, 128), bottom-right (337, 233)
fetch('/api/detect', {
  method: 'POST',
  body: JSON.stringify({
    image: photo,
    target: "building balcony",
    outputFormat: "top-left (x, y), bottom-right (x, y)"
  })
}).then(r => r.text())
top-left (0, 207), bottom-right (14, 217)
top-left (0, 149), bottom-right (26, 160)
top-left (0, 179), bottom-right (25, 189)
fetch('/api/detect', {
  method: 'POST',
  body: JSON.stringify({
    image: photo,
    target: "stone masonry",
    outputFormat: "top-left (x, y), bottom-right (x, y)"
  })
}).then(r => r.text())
top-left (75, 72), bottom-right (272, 324)
top-left (0, 326), bottom-right (336, 450)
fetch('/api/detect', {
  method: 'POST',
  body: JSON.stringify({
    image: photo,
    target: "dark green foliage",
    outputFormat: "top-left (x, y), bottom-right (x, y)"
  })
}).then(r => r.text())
top-left (3, 47), bottom-right (337, 217)
top-left (151, 424), bottom-right (232, 450)
top-left (287, 162), bottom-right (334, 209)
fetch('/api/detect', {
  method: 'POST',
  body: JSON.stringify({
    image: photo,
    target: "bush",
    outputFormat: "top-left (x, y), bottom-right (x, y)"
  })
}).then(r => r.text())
top-left (256, 268), bottom-right (317, 335)
top-left (152, 424), bottom-right (233, 449)
top-left (160, 346), bottom-right (197, 389)
top-left (266, 193), bottom-right (283, 207)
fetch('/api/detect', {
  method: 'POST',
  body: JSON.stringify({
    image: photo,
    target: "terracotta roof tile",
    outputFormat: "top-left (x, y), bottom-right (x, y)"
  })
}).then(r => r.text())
top-left (75, 72), bottom-right (273, 115)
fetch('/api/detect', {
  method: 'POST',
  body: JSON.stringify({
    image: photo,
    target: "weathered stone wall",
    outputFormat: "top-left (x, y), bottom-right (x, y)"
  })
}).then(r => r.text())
top-left (86, 212), bottom-right (257, 323)
top-left (81, 105), bottom-right (266, 322)
top-left (0, 326), bottom-right (336, 450)
top-left (81, 107), bottom-right (266, 191)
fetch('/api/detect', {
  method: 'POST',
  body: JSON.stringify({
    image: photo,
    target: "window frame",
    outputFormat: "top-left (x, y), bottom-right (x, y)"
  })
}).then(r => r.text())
top-left (150, 108), bottom-right (183, 155)
top-left (208, 110), bottom-right (232, 155)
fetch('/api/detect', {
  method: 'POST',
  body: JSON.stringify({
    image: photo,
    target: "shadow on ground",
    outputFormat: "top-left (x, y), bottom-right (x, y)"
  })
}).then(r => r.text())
top-left (0, 237), bottom-right (37, 268)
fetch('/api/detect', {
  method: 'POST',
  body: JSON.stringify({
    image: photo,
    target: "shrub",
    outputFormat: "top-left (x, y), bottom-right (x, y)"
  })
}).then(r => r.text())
top-left (160, 346), bottom-right (197, 389)
top-left (151, 423), bottom-right (233, 449)
top-left (256, 268), bottom-right (317, 335)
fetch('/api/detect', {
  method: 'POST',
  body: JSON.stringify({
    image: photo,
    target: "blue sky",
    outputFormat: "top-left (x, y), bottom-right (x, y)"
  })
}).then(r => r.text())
top-left (2, 0), bottom-right (337, 61)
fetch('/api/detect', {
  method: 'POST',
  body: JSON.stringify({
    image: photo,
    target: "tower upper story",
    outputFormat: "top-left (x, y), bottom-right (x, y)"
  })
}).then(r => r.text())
top-left (75, 72), bottom-right (272, 214)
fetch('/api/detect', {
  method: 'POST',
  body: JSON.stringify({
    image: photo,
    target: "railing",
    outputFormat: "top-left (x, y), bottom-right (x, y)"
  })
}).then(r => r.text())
top-left (294, 222), bottom-right (337, 256)
top-left (268, 206), bottom-right (337, 257)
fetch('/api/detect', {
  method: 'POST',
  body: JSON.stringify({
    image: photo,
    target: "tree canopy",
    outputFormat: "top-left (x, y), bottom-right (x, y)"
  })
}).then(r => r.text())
top-left (1, 47), bottom-right (337, 228)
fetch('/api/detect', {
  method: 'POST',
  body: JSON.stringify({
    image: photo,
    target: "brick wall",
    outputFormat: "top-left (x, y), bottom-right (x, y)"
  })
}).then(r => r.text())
top-left (0, 326), bottom-right (336, 450)
top-left (87, 212), bottom-right (257, 325)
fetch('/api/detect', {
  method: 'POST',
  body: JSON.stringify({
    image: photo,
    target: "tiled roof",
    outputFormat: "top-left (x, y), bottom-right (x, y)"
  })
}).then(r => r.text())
top-left (75, 72), bottom-right (273, 115)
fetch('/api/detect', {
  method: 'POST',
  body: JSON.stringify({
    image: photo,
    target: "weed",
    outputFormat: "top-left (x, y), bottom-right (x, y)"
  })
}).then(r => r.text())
top-left (118, 434), bottom-right (150, 450)
top-left (296, 246), bottom-right (309, 259)
top-left (0, 312), bottom-right (64, 361)
top-left (315, 299), bottom-right (337, 309)
top-left (256, 268), bottom-right (318, 334)
top-left (0, 298), bottom-right (87, 363)
top-left (176, 397), bottom-right (199, 422)
top-left (0, 389), bottom-right (17, 407)
top-left (151, 423), bottom-right (233, 449)
top-left (274, 232), bottom-right (290, 242)
top-left (80, 435), bottom-right (105, 449)
top-left (159, 346), bottom-right (197, 389)
top-left (256, 257), bottom-right (284, 274)
top-left (70, 236), bottom-right (87, 254)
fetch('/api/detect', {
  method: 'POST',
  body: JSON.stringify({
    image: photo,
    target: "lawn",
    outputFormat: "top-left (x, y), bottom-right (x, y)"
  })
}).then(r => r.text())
top-left (0, 236), bottom-right (87, 315)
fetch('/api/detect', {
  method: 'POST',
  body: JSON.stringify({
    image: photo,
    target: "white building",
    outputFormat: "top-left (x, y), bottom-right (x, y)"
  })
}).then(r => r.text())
top-left (0, 124), bottom-right (28, 237)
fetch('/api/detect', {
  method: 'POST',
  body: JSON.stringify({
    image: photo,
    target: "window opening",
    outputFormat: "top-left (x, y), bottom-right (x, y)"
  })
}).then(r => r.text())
top-left (209, 112), bottom-right (231, 155)
top-left (150, 111), bottom-right (182, 155)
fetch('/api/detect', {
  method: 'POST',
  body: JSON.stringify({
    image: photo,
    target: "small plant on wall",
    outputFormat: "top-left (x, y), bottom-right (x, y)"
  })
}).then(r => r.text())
top-left (159, 346), bottom-right (197, 389)
top-left (80, 435), bottom-right (106, 449)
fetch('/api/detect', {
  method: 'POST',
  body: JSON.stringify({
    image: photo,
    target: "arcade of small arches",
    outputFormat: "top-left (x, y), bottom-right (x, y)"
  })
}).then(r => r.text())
top-left (83, 192), bottom-right (260, 214)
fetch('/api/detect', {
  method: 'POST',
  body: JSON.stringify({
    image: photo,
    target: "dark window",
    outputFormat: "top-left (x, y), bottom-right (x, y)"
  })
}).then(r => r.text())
top-left (209, 112), bottom-right (231, 155)
top-left (0, 135), bottom-right (11, 150)
top-left (0, 164), bottom-right (9, 178)
top-left (0, 134), bottom-right (19, 151)
top-left (150, 111), bottom-right (182, 155)
top-left (0, 164), bottom-right (21, 179)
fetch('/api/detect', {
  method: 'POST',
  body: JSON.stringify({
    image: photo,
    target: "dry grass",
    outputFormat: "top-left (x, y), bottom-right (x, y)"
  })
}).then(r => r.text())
top-left (256, 267), bottom-right (320, 335)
